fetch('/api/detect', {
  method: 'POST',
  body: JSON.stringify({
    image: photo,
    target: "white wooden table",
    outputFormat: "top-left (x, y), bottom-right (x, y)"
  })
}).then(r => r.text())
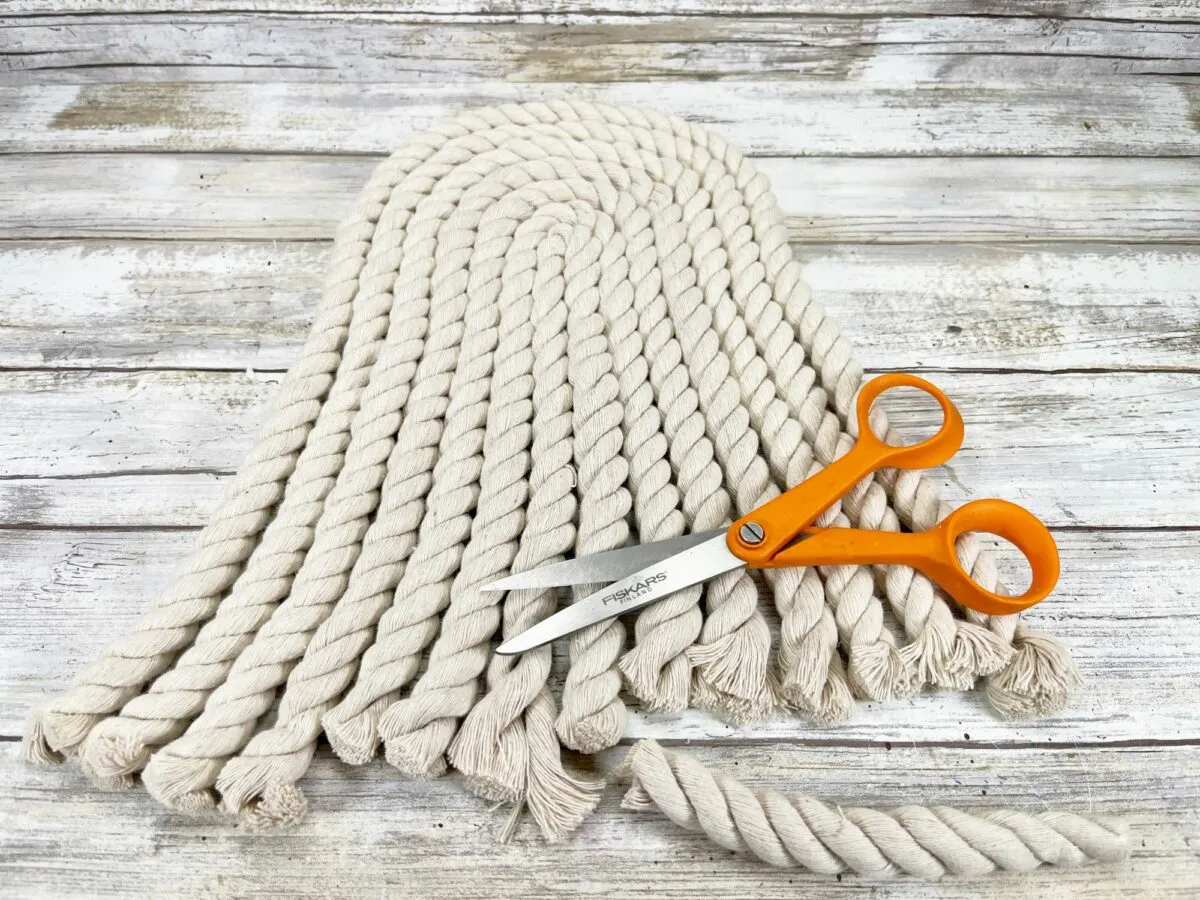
top-left (2, 3), bottom-right (1198, 897)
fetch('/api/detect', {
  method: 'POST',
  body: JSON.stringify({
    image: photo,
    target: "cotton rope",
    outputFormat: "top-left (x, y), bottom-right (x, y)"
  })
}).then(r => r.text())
top-left (24, 101), bottom-right (1119, 875)
top-left (619, 741), bottom-right (1129, 876)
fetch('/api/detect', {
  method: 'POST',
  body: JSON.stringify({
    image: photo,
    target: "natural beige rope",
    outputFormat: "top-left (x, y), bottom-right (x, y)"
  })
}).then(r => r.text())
top-left (25, 101), bottom-right (1102, 871)
top-left (620, 740), bottom-right (1128, 877)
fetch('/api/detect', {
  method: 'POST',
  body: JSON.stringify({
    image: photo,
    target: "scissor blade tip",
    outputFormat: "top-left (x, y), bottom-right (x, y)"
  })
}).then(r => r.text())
top-left (495, 639), bottom-right (523, 656)
top-left (480, 578), bottom-right (512, 591)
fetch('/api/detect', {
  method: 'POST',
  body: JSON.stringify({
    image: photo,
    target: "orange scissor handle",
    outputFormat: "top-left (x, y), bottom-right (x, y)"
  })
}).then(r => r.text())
top-left (761, 499), bottom-right (1060, 616)
top-left (729, 373), bottom-right (965, 566)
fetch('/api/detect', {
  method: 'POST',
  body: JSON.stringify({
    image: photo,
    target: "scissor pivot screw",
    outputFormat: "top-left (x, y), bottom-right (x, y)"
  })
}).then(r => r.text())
top-left (739, 522), bottom-right (765, 545)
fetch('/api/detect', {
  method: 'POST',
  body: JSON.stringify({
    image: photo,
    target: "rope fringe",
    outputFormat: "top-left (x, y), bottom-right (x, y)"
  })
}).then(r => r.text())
top-left (25, 101), bottom-right (1097, 866)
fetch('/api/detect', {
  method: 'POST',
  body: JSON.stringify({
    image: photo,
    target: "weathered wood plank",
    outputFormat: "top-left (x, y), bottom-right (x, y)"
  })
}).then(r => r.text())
top-left (7, 1), bottom-right (1196, 18)
top-left (1, 371), bottom-right (1196, 528)
top-left (802, 244), bottom-right (1200, 372)
top-left (3, 154), bottom-right (1199, 242)
top-left (5, 81), bottom-right (1197, 157)
top-left (2, 741), bottom-right (1197, 898)
top-left (0, 369), bottom-right (280, 479)
top-left (4, 241), bottom-right (1197, 374)
top-left (2, 528), bottom-right (1198, 743)
top-left (3, 14), bottom-right (1198, 85)
top-left (7, 1), bottom-right (1196, 17)
top-left (0, 241), bottom-right (318, 371)
top-left (0, 475), bottom-right (221, 529)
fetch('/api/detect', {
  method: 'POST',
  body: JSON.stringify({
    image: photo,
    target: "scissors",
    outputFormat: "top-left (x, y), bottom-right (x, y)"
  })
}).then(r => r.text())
top-left (486, 373), bottom-right (1060, 656)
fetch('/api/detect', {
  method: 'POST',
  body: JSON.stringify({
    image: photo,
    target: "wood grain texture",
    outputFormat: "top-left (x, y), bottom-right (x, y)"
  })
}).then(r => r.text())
top-left (3, 743), bottom-right (1198, 899)
top-left (3, 241), bottom-right (1197, 373)
top-left (0, 473), bottom-right (222, 529)
top-left (3, 154), bottom-right (1199, 242)
top-left (0, 241), bottom-right (318, 371)
top-left (7, 81), bottom-right (1199, 157)
top-left (4, 527), bottom-right (1197, 743)
top-left (3, 13), bottom-right (1198, 85)
top-left (6, 1), bottom-right (1197, 17)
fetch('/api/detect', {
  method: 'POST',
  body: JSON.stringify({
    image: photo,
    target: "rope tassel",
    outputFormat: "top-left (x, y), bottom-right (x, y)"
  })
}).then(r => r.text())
top-left (25, 101), bottom-right (1097, 861)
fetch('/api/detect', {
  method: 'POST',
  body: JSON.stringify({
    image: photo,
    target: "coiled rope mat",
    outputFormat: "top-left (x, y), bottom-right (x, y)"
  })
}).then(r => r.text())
top-left (26, 102), bottom-right (1127, 877)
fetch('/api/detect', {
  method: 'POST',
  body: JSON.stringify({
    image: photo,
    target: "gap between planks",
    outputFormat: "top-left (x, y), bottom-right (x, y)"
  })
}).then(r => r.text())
top-left (1, 732), bottom-right (1198, 750)
top-left (4, 366), bottom-right (1199, 375)
top-left (3, 2), bottom-right (1198, 19)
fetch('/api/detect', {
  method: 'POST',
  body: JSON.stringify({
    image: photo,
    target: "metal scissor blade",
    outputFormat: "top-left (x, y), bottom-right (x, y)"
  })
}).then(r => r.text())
top-left (495, 534), bottom-right (743, 655)
top-left (481, 530), bottom-right (723, 591)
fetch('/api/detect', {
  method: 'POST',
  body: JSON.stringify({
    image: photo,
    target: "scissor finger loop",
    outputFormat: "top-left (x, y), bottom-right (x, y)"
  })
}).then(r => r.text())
top-left (729, 373), bottom-right (964, 566)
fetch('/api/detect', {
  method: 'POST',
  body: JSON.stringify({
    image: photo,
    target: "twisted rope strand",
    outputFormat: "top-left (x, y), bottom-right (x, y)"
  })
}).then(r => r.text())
top-left (375, 209), bottom-right (544, 779)
top-left (23, 156), bottom-right (416, 765)
top-left (669, 174), bottom-right (853, 719)
top-left (555, 221), bottom-right (634, 754)
top-left (212, 281), bottom-right (486, 821)
top-left (627, 245), bottom-right (768, 723)
top-left (316, 170), bottom-right (567, 765)
top-left (620, 740), bottom-right (1129, 878)
top-left (668, 179), bottom-right (906, 709)
top-left (140, 182), bottom-right (489, 811)
top-left (604, 200), bottom-right (703, 714)
top-left (653, 202), bottom-right (775, 724)
top-left (310, 196), bottom-right (507, 768)
top-left (700, 168), bottom-right (1013, 691)
top-left (77, 209), bottom-right (431, 786)
top-left (449, 234), bottom-right (600, 840)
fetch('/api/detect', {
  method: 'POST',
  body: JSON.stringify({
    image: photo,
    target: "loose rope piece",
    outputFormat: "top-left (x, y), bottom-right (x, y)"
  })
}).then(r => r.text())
top-left (620, 741), bottom-right (1128, 877)
top-left (25, 102), bottom-right (1099, 870)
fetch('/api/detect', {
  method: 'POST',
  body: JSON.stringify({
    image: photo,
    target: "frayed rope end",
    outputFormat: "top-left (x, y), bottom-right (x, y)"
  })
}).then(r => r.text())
top-left (143, 752), bottom-right (224, 816)
top-left (26, 708), bottom-right (101, 762)
top-left (236, 781), bottom-right (309, 831)
top-left (555, 703), bottom-right (627, 755)
top-left (985, 627), bottom-right (1083, 720)
top-left (321, 708), bottom-right (382, 767)
top-left (79, 722), bottom-right (153, 782)
top-left (687, 634), bottom-right (775, 726)
top-left (848, 641), bottom-right (914, 703)
top-left (24, 709), bottom-right (65, 765)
